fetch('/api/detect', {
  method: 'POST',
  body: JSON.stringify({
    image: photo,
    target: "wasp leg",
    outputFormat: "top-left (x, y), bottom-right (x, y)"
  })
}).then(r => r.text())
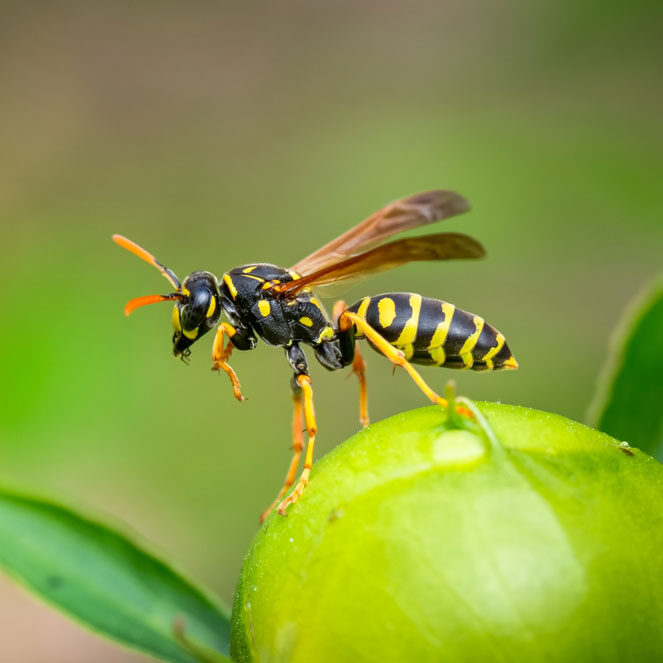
top-left (352, 346), bottom-right (369, 427)
top-left (211, 322), bottom-right (245, 401)
top-left (333, 300), bottom-right (370, 427)
top-left (277, 373), bottom-right (317, 516)
top-left (339, 311), bottom-right (472, 418)
top-left (259, 381), bottom-right (305, 523)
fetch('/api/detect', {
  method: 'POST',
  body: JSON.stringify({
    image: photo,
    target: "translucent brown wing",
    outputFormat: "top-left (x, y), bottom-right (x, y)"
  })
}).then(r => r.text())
top-left (290, 190), bottom-right (470, 275)
top-left (276, 232), bottom-right (484, 296)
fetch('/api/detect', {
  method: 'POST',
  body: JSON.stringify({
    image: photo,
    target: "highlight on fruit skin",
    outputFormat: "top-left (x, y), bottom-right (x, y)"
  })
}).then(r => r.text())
top-left (231, 402), bottom-right (663, 663)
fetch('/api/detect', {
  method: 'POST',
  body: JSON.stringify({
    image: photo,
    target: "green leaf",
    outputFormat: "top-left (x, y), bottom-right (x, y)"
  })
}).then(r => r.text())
top-left (588, 276), bottom-right (663, 459)
top-left (0, 486), bottom-right (231, 663)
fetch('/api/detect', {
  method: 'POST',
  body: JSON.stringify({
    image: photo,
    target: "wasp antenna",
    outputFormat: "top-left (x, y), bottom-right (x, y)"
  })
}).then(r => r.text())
top-left (124, 293), bottom-right (182, 316)
top-left (112, 234), bottom-right (181, 291)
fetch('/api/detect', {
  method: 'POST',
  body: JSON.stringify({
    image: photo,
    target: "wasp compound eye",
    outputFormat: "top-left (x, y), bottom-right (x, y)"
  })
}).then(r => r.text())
top-left (180, 288), bottom-right (213, 332)
top-left (171, 286), bottom-right (221, 358)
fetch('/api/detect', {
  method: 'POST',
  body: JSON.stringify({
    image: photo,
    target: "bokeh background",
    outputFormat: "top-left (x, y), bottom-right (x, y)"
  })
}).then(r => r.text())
top-left (1, 2), bottom-right (661, 660)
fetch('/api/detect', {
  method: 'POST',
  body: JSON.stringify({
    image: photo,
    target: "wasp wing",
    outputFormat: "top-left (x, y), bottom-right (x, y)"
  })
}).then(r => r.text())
top-left (290, 190), bottom-right (470, 275)
top-left (276, 232), bottom-right (484, 296)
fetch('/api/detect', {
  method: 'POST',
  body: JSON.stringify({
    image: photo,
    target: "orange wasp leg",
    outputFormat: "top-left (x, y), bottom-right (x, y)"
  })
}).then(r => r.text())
top-left (333, 300), bottom-right (370, 427)
top-left (339, 311), bottom-right (473, 419)
top-left (277, 374), bottom-right (317, 516)
top-left (259, 389), bottom-right (305, 523)
top-left (211, 322), bottom-right (245, 401)
top-left (352, 348), bottom-right (369, 427)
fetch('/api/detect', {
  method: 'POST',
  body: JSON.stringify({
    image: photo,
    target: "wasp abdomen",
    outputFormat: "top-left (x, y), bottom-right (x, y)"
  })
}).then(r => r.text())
top-left (346, 293), bottom-right (516, 371)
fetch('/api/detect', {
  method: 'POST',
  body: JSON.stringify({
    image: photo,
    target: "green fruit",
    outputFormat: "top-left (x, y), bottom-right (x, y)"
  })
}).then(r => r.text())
top-left (231, 403), bottom-right (663, 663)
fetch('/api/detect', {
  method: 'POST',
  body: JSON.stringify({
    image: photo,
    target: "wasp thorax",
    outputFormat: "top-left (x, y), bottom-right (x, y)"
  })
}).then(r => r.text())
top-left (172, 271), bottom-right (221, 357)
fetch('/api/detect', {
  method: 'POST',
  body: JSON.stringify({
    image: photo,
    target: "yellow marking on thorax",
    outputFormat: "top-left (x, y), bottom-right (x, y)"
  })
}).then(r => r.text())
top-left (428, 302), bottom-right (455, 349)
top-left (183, 327), bottom-right (199, 340)
top-left (315, 326), bottom-right (334, 343)
top-left (394, 294), bottom-right (422, 346)
top-left (299, 316), bottom-right (313, 327)
top-left (310, 297), bottom-right (325, 315)
top-left (242, 265), bottom-right (258, 274)
top-left (206, 296), bottom-right (216, 318)
top-left (482, 333), bottom-right (505, 370)
top-left (223, 274), bottom-right (238, 299)
top-left (181, 286), bottom-right (191, 297)
top-left (377, 297), bottom-right (397, 328)
top-left (288, 270), bottom-right (301, 280)
top-left (258, 300), bottom-right (271, 317)
top-left (242, 274), bottom-right (265, 283)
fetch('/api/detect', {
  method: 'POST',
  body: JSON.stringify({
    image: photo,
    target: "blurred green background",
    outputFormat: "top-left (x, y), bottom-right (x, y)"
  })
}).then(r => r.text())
top-left (1, 2), bottom-right (661, 660)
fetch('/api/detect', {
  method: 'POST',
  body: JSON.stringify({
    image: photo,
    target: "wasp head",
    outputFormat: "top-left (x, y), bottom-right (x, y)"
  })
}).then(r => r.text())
top-left (113, 235), bottom-right (223, 361)
top-left (172, 271), bottom-right (222, 359)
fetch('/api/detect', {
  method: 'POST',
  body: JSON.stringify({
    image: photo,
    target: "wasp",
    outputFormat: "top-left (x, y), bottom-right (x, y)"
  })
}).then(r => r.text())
top-left (113, 190), bottom-right (517, 520)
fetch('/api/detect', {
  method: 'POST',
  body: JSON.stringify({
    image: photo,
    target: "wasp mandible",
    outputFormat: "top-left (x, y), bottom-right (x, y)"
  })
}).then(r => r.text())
top-left (113, 190), bottom-right (517, 520)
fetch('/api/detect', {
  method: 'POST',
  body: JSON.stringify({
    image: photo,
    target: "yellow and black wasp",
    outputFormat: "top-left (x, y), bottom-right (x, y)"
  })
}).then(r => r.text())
top-left (113, 190), bottom-right (517, 520)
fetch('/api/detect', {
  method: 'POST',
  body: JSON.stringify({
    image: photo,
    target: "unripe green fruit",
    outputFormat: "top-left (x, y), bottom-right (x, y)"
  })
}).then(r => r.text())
top-left (231, 403), bottom-right (663, 663)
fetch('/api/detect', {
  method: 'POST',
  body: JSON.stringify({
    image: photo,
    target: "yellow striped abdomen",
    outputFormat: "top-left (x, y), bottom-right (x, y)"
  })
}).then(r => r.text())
top-left (346, 293), bottom-right (517, 371)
